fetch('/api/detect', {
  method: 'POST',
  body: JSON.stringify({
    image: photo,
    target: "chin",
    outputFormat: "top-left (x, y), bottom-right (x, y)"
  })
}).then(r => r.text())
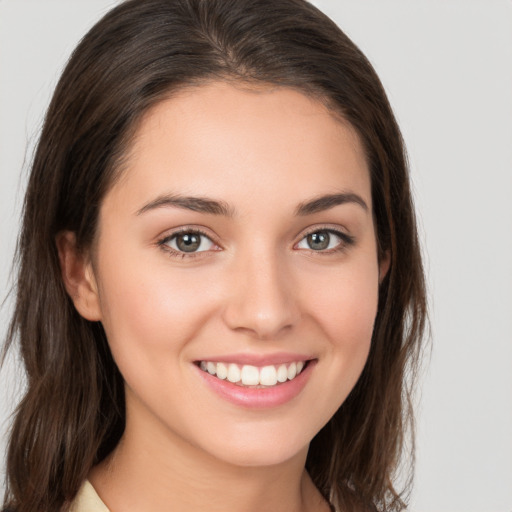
top-left (191, 422), bottom-right (314, 469)
top-left (210, 443), bottom-right (308, 469)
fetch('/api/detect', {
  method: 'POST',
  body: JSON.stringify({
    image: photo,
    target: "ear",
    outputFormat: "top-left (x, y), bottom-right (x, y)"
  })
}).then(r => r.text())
top-left (56, 231), bottom-right (102, 321)
top-left (379, 249), bottom-right (391, 284)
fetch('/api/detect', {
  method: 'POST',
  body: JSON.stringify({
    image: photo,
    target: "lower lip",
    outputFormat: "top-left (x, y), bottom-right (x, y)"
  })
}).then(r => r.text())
top-left (195, 361), bottom-right (316, 409)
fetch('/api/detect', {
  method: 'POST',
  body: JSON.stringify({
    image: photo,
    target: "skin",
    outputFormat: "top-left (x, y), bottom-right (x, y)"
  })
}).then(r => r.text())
top-left (58, 82), bottom-right (389, 512)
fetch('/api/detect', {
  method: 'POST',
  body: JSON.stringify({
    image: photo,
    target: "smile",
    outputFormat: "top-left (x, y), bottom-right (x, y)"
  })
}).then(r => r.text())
top-left (198, 360), bottom-right (307, 387)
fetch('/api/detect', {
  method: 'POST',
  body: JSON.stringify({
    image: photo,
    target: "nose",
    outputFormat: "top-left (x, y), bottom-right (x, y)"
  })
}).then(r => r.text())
top-left (221, 248), bottom-right (300, 340)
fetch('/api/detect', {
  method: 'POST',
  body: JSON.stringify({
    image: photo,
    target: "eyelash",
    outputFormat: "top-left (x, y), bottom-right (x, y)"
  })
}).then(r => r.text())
top-left (297, 227), bottom-right (355, 254)
top-left (157, 226), bottom-right (355, 259)
top-left (157, 228), bottom-right (219, 259)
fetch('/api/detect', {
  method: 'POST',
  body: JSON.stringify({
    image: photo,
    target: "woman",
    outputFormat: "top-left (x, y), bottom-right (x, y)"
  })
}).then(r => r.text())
top-left (2, 0), bottom-right (426, 511)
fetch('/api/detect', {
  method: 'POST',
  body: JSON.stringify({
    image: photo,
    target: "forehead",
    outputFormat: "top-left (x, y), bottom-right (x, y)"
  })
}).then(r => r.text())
top-left (107, 81), bottom-right (371, 213)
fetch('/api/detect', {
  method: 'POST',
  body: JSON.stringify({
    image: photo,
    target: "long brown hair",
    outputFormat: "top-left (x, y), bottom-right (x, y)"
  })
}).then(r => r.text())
top-left (2, 1), bottom-right (427, 511)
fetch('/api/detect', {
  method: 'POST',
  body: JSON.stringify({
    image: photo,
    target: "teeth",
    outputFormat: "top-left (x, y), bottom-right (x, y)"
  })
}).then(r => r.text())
top-left (199, 360), bottom-right (307, 387)
top-left (227, 363), bottom-right (241, 383)
top-left (216, 362), bottom-right (228, 380)
top-left (259, 365), bottom-right (277, 386)
top-left (277, 364), bottom-right (288, 383)
top-left (206, 361), bottom-right (216, 375)
top-left (287, 362), bottom-right (297, 380)
top-left (241, 365), bottom-right (259, 386)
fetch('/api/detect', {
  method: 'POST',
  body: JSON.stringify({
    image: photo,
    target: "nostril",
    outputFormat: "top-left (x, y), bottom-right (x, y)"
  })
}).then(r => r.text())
top-left (220, 259), bottom-right (300, 339)
top-left (222, 298), bottom-right (300, 340)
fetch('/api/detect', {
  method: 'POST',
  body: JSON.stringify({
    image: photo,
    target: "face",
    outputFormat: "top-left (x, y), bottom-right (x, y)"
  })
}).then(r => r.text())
top-left (78, 82), bottom-right (387, 468)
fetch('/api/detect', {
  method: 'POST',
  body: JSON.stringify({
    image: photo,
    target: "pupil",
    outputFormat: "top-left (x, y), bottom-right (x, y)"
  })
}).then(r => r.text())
top-left (307, 231), bottom-right (329, 250)
top-left (177, 233), bottom-right (200, 252)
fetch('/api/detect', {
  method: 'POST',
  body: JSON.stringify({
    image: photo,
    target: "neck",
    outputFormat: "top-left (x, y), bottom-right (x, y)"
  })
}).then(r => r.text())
top-left (89, 413), bottom-right (328, 512)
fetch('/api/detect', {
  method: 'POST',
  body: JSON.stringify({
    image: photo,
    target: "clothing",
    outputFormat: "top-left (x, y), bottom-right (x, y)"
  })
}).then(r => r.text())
top-left (69, 481), bottom-right (109, 512)
top-left (69, 480), bottom-right (338, 511)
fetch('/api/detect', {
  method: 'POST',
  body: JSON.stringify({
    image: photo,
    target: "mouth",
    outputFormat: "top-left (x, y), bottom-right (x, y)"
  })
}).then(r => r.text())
top-left (196, 360), bottom-right (310, 388)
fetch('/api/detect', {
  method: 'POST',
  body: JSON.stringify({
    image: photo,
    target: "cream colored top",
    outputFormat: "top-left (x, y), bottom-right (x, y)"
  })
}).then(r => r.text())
top-left (69, 479), bottom-right (338, 512)
top-left (69, 480), bottom-right (110, 512)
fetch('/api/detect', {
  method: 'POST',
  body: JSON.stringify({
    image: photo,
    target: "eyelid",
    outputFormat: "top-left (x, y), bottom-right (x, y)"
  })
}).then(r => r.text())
top-left (157, 226), bottom-right (222, 258)
top-left (294, 225), bottom-right (355, 252)
top-left (155, 224), bottom-right (354, 259)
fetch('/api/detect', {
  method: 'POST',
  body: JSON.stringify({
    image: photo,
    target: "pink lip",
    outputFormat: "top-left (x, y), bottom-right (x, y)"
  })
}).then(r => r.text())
top-left (194, 352), bottom-right (312, 367)
top-left (195, 359), bottom-right (316, 409)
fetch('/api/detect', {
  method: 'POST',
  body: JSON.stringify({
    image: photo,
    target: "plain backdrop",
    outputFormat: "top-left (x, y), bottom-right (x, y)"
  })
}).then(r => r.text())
top-left (1, 1), bottom-right (511, 511)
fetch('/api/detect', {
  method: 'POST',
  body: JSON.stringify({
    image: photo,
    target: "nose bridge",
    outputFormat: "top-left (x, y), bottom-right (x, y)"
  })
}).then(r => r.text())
top-left (222, 241), bottom-right (299, 339)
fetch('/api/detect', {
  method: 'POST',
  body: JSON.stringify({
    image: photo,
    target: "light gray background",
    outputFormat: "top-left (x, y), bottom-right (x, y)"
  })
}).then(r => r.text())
top-left (1, 1), bottom-right (511, 511)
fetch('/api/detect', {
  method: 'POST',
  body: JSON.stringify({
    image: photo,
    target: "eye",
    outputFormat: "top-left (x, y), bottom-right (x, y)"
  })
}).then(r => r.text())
top-left (161, 230), bottom-right (216, 254)
top-left (296, 229), bottom-right (353, 252)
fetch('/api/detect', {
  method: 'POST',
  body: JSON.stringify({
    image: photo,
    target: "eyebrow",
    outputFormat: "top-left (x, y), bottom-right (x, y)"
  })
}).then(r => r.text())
top-left (136, 191), bottom-right (368, 217)
top-left (295, 192), bottom-right (368, 215)
top-left (136, 194), bottom-right (234, 217)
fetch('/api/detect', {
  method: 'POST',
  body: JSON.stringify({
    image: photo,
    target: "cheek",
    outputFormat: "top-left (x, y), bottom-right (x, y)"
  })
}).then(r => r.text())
top-left (307, 258), bottom-right (379, 344)
top-left (303, 257), bottom-right (379, 395)
top-left (95, 250), bottom-right (221, 369)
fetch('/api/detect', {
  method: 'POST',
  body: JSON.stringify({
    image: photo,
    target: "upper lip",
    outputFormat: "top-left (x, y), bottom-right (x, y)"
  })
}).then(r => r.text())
top-left (194, 352), bottom-right (314, 367)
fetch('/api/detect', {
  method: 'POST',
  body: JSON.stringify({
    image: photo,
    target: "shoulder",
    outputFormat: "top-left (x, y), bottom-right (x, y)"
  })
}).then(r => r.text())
top-left (68, 480), bottom-right (110, 512)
